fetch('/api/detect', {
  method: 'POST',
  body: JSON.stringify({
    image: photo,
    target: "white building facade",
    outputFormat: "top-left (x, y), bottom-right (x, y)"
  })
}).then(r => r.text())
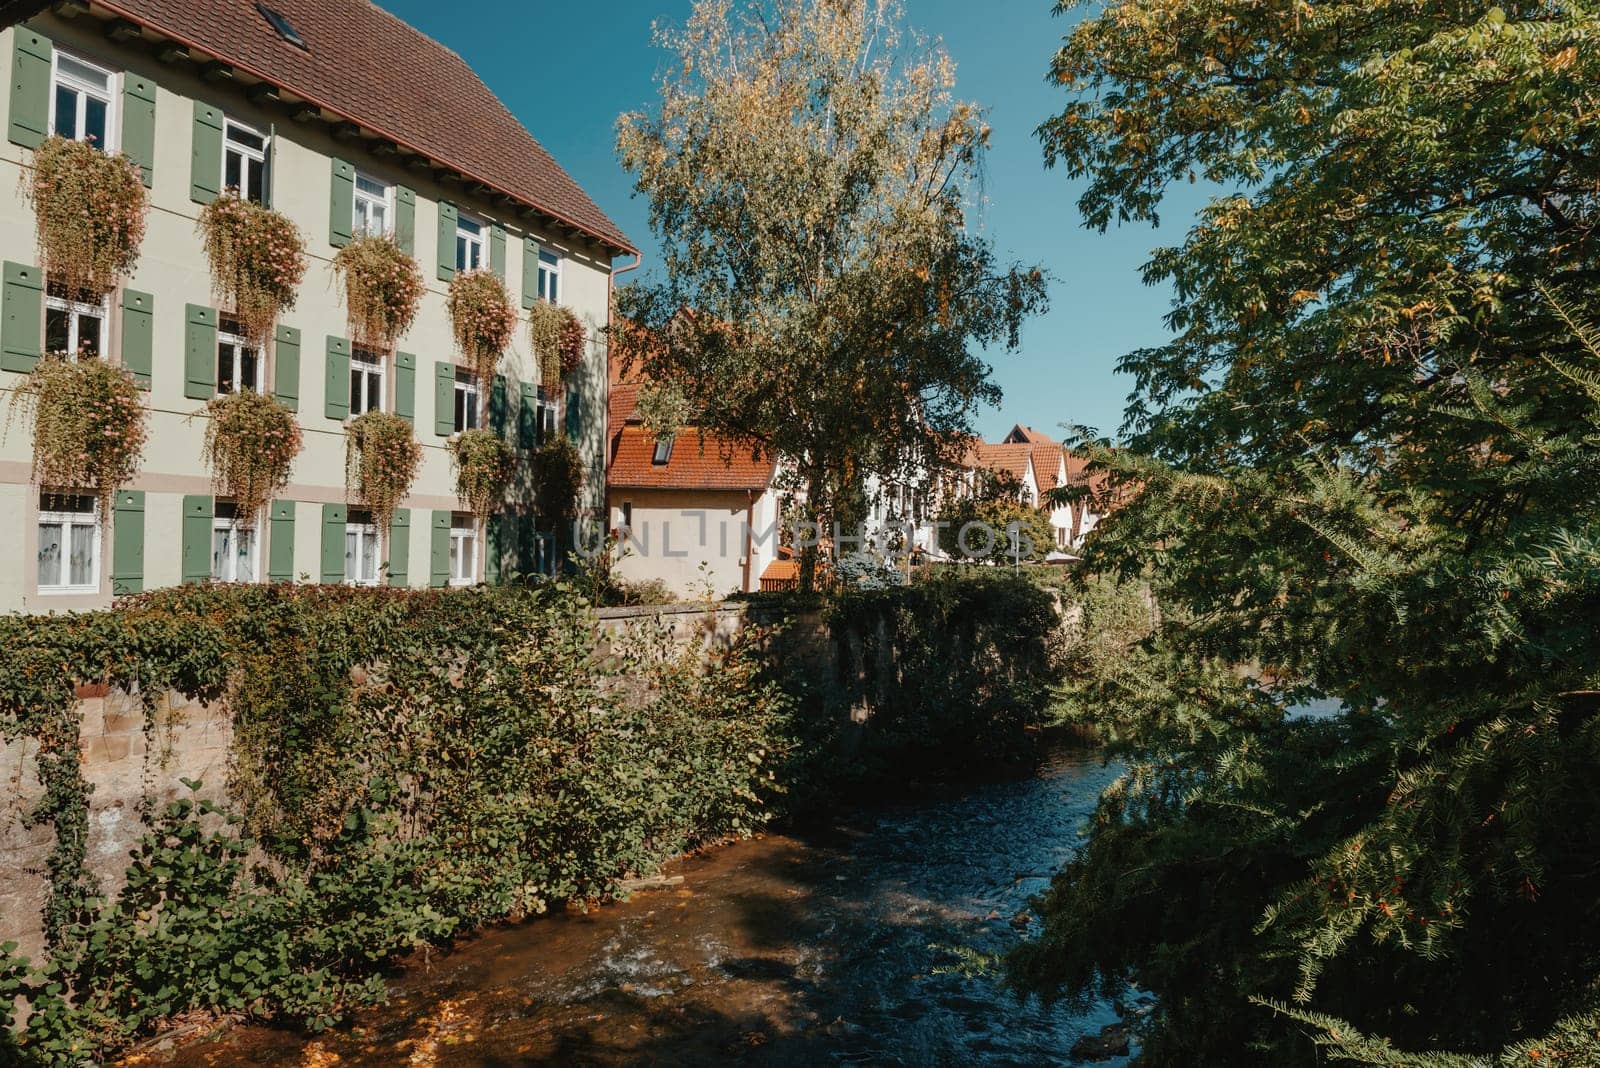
top-left (0, 2), bottom-right (633, 613)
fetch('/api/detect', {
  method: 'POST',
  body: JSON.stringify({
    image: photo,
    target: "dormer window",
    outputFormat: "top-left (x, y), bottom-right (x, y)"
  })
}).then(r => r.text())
top-left (51, 51), bottom-right (115, 150)
top-left (257, 3), bottom-right (309, 51)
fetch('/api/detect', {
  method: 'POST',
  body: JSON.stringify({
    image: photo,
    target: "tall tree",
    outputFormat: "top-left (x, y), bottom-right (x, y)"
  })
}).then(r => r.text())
top-left (1015, 1), bottom-right (1600, 1064)
top-left (615, 0), bottom-right (1046, 589)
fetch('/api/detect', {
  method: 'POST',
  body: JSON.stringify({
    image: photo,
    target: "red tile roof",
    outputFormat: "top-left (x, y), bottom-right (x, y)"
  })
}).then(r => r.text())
top-left (88, 0), bottom-right (634, 253)
top-left (975, 443), bottom-right (1035, 485)
top-left (609, 426), bottom-right (776, 491)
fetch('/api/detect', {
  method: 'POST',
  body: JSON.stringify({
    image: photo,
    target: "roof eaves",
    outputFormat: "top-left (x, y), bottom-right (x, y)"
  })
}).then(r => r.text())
top-left (88, 0), bottom-right (639, 258)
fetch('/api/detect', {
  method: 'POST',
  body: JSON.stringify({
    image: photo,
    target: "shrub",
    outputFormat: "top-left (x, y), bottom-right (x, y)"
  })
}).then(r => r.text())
top-left (447, 428), bottom-right (511, 522)
top-left (3, 354), bottom-right (145, 519)
top-left (22, 136), bottom-right (147, 297)
top-left (198, 391), bottom-right (302, 528)
top-left (331, 234), bottom-right (424, 352)
top-left (198, 192), bottom-right (308, 344)
top-left (446, 270), bottom-right (516, 387)
top-left (343, 411), bottom-right (420, 532)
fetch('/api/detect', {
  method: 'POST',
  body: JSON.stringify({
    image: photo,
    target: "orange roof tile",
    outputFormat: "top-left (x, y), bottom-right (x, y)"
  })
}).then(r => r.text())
top-left (610, 426), bottom-right (776, 491)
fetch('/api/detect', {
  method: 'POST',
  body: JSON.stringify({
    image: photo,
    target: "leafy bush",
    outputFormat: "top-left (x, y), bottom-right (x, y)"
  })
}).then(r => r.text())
top-left (197, 193), bottom-right (308, 344)
top-left (331, 234), bottom-right (424, 351)
top-left (198, 390), bottom-right (301, 527)
top-left (531, 434), bottom-right (585, 527)
top-left (828, 571), bottom-right (1063, 775)
top-left (23, 136), bottom-right (147, 297)
top-left (4, 354), bottom-right (146, 519)
top-left (0, 584), bottom-right (798, 1063)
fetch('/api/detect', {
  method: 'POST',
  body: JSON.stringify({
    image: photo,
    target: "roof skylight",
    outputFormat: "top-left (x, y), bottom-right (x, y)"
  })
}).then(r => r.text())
top-left (256, 3), bottom-right (308, 51)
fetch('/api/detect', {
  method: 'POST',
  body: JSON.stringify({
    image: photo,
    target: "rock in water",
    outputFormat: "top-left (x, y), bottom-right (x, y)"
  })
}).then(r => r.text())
top-left (1070, 1023), bottom-right (1131, 1062)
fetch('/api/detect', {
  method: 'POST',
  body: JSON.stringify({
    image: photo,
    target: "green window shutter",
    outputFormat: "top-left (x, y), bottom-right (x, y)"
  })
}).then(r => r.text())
top-left (328, 157), bottom-right (354, 248)
top-left (273, 325), bottom-right (301, 411)
top-left (120, 289), bottom-right (153, 390)
top-left (181, 494), bottom-right (213, 584)
top-left (435, 200), bottom-right (457, 282)
top-left (517, 513), bottom-right (537, 574)
top-left (7, 28), bottom-right (50, 149)
top-left (323, 335), bottom-right (350, 421)
top-left (189, 101), bottom-right (223, 204)
top-left (490, 374), bottom-right (508, 438)
top-left (1, 261), bottom-right (42, 373)
top-left (433, 360), bottom-right (454, 437)
top-left (395, 186), bottom-right (416, 257)
top-left (320, 503), bottom-right (346, 584)
top-left (521, 238), bottom-right (540, 309)
top-left (518, 382), bottom-right (537, 449)
top-left (388, 508), bottom-right (410, 586)
top-left (490, 224), bottom-right (507, 281)
top-left (111, 489), bottom-right (145, 595)
top-left (183, 304), bottom-right (217, 399)
top-left (394, 350), bottom-right (416, 424)
top-left (485, 513), bottom-right (502, 585)
top-left (429, 510), bottom-right (450, 587)
top-left (565, 387), bottom-right (582, 438)
top-left (267, 499), bottom-right (296, 582)
top-left (121, 74), bottom-right (156, 186)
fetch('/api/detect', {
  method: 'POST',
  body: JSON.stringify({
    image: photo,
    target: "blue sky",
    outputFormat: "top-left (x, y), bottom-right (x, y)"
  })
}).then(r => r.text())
top-left (376, 0), bottom-right (1211, 442)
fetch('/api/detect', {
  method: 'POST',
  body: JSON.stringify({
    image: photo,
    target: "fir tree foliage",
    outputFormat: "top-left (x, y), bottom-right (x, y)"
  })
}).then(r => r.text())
top-left (1014, 1), bottom-right (1600, 1063)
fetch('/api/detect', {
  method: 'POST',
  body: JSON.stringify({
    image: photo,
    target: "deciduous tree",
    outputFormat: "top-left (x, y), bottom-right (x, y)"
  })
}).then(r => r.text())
top-left (616, 0), bottom-right (1046, 590)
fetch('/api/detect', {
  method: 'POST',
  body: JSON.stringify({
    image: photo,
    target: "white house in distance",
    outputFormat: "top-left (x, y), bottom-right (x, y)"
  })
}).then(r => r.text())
top-left (606, 361), bottom-right (785, 598)
top-left (963, 424), bottom-right (1107, 554)
top-left (0, 0), bottom-right (634, 614)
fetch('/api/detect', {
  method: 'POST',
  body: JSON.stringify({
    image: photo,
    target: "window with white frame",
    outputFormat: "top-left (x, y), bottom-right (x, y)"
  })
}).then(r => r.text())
top-left (216, 317), bottom-right (260, 395)
top-left (449, 513), bottom-right (477, 585)
top-left (44, 282), bottom-right (107, 357)
top-left (210, 500), bottom-right (259, 583)
top-left (37, 493), bottom-right (98, 594)
top-left (353, 172), bottom-right (392, 237)
top-left (223, 118), bottom-right (268, 203)
top-left (455, 213), bottom-right (484, 272)
top-left (535, 386), bottom-right (558, 445)
top-left (533, 531), bottom-right (556, 577)
top-left (349, 346), bottom-right (385, 416)
top-left (51, 51), bottom-right (116, 150)
top-left (453, 369), bottom-right (480, 433)
top-left (652, 434), bottom-right (674, 465)
top-left (345, 508), bottom-right (379, 586)
top-left (537, 248), bottom-right (560, 303)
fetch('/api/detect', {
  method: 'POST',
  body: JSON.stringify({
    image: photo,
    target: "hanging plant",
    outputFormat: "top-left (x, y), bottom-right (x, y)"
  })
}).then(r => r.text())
top-left (331, 234), bottom-right (425, 352)
top-left (531, 434), bottom-right (585, 528)
top-left (22, 136), bottom-right (148, 297)
top-left (198, 191), bottom-right (308, 345)
top-left (446, 269), bottom-right (516, 386)
top-left (344, 410), bottom-right (421, 532)
top-left (447, 428), bottom-right (512, 523)
top-left (528, 301), bottom-right (585, 389)
top-left (198, 391), bottom-right (302, 530)
top-left (4, 354), bottom-right (145, 519)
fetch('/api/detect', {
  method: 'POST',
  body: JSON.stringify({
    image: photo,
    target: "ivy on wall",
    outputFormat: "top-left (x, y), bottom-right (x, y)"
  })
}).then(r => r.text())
top-left (0, 574), bottom-right (1062, 1064)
